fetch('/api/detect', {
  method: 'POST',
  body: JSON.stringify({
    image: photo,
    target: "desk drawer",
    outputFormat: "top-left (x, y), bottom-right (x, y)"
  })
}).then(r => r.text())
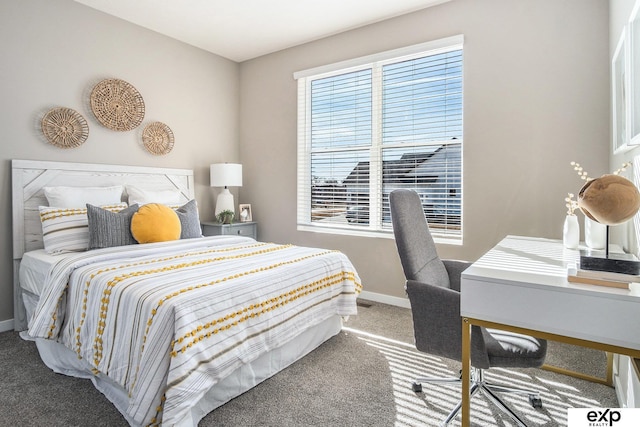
top-left (460, 276), bottom-right (640, 351)
top-left (201, 222), bottom-right (257, 240)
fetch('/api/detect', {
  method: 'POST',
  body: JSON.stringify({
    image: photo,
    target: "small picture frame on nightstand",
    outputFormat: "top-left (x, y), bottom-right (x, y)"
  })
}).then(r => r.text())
top-left (239, 204), bottom-right (252, 222)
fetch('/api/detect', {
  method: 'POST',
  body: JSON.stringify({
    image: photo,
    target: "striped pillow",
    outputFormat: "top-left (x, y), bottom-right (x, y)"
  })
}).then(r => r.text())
top-left (39, 203), bottom-right (129, 254)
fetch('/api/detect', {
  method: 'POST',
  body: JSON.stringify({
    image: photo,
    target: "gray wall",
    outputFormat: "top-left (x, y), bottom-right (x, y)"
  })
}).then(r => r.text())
top-left (0, 0), bottom-right (613, 323)
top-left (239, 0), bottom-right (610, 299)
top-left (0, 0), bottom-right (240, 324)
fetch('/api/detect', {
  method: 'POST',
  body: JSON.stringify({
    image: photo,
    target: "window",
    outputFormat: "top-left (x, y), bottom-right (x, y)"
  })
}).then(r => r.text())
top-left (295, 35), bottom-right (463, 243)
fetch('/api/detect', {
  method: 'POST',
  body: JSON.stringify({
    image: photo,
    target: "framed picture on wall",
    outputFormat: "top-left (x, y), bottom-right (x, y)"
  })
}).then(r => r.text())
top-left (613, 27), bottom-right (629, 153)
top-left (629, 0), bottom-right (640, 147)
top-left (239, 204), bottom-right (252, 222)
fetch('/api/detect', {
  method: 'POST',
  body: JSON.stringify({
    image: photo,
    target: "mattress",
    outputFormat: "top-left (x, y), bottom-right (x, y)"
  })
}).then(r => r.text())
top-left (20, 249), bottom-right (70, 325)
top-left (19, 249), bottom-right (66, 296)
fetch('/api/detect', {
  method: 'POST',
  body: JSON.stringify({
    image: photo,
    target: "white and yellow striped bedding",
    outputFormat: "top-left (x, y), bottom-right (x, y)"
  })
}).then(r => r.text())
top-left (28, 235), bottom-right (361, 426)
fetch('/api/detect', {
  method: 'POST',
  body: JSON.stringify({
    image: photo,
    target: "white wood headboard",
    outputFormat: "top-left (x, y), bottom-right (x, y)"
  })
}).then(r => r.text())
top-left (11, 159), bottom-right (195, 330)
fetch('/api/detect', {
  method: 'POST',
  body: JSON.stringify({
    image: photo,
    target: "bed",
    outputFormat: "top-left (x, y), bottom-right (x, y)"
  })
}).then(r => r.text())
top-left (12, 159), bottom-right (361, 426)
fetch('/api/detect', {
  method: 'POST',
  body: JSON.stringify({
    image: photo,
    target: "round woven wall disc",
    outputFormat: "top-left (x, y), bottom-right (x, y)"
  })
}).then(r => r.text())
top-left (142, 122), bottom-right (174, 155)
top-left (41, 107), bottom-right (89, 148)
top-left (90, 78), bottom-right (145, 131)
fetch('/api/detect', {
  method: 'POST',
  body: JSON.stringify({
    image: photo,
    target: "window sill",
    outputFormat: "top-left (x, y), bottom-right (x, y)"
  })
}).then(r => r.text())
top-left (297, 224), bottom-right (462, 246)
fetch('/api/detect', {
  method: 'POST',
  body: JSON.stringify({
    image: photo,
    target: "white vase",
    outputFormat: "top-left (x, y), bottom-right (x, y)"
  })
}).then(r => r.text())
top-left (584, 217), bottom-right (607, 250)
top-left (563, 214), bottom-right (579, 249)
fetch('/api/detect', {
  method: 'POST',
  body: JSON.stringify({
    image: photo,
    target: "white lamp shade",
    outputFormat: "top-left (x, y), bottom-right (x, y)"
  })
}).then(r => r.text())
top-left (210, 163), bottom-right (242, 188)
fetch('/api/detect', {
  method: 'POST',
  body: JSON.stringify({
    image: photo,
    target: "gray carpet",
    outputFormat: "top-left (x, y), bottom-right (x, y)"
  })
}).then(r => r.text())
top-left (0, 300), bottom-right (617, 426)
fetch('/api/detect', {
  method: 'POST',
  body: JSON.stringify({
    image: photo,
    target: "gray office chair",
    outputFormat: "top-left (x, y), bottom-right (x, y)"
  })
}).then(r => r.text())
top-left (389, 189), bottom-right (546, 427)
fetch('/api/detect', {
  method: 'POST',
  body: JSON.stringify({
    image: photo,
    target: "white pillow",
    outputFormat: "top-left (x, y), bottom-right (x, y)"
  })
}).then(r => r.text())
top-left (126, 185), bottom-right (182, 206)
top-left (44, 185), bottom-right (123, 208)
top-left (40, 203), bottom-right (128, 254)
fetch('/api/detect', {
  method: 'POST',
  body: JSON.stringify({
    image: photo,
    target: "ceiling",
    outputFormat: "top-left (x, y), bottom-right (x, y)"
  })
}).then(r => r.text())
top-left (74, 0), bottom-right (449, 62)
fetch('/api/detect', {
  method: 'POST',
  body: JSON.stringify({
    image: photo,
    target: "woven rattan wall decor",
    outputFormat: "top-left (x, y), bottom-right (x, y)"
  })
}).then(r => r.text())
top-left (41, 107), bottom-right (89, 148)
top-left (90, 78), bottom-right (145, 131)
top-left (142, 121), bottom-right (174, 155)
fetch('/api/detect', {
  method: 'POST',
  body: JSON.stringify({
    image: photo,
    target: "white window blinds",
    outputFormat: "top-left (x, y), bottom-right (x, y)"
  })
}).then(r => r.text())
top-left (296, 36), bottom-right (463, 242)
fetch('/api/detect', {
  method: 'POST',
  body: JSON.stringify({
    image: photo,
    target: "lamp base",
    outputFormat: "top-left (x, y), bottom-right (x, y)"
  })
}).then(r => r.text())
top-left (214, 188), bottom-right (235, 217)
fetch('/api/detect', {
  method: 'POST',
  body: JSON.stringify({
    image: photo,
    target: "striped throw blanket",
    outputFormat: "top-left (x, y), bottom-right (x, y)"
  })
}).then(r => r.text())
top-left (28, 236), bottom-right (361, 426)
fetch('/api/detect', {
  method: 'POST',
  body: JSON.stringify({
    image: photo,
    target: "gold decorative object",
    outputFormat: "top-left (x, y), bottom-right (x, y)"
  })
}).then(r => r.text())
top-left (142, 122), bottom-right (174, 155)
top-left (90, 78), bottom-right (145, 131)
top-left (41, 107), bottom-right (89, 148)
top-left (578, 174), bottom-right (640, 225)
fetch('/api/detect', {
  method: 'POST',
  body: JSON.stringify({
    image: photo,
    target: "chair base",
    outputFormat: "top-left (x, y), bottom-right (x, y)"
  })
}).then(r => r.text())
top-left (413, 368), bottom-right (542, 427)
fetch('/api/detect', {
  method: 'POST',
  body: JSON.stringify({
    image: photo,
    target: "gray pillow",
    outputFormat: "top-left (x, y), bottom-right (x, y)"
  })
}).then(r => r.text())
top-left (87, 203), bottom-right (139, 249)
top-left (175, 199), bottom-right (202, 239)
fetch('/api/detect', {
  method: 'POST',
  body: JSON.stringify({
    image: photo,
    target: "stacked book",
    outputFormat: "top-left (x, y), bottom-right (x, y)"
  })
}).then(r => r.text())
top-left (567, 268), bottom-right (639, 289)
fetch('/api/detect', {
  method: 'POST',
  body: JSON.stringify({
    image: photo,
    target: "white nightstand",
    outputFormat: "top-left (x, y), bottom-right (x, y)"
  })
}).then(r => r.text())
top-left (201, 221), bottom-right (257, 240)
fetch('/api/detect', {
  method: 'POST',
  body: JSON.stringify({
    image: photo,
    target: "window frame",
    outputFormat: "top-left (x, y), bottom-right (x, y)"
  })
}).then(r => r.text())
top-left (295, 35), bottom-right (464, 244)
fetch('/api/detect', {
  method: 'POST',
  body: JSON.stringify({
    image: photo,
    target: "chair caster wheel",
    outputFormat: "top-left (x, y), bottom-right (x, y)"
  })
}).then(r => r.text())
top-left (412, 382), bottom-right (423, 393)
top-left (529, 395), bottom-right (543, 409)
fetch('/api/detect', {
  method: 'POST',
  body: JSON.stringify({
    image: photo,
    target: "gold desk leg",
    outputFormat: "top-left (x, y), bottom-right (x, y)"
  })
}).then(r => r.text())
top-left (462, 317), bottom-right (471, 427)
top-left (606, 352), bottom-right (614, 386)
top-left (541, 351), bottom-right (614, 387)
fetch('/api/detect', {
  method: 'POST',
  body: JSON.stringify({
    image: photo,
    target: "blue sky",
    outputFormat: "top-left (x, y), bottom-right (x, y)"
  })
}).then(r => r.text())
top-left (310, 49), bottom-right (462, 183)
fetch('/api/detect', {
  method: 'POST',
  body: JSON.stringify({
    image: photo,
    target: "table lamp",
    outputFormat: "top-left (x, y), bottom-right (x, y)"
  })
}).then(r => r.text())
top-left (210, 163), bottom-right (242, 217)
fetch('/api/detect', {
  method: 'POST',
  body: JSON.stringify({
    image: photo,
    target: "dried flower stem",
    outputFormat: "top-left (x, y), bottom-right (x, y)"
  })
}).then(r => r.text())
top-left (570, 161), bottom-right (632, 181)
top-left (565, 193), bottom-right (578, 215)
top-left (613, 162), bottom-right (632, 175)
top-left (570, 161), bottom-right (590, 181)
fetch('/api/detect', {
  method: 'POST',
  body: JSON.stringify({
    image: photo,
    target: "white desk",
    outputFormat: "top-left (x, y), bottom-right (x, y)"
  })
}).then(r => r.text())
top-left (460, 235), bottom-right (640, 427)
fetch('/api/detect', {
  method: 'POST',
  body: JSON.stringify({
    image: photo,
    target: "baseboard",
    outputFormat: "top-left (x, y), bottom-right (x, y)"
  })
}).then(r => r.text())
top-left (359, 291), bottom-right (410, 309)
top-left (614, 374), bottom-right (627, 408)
top-left (0, 318), bottom-right (14, 333)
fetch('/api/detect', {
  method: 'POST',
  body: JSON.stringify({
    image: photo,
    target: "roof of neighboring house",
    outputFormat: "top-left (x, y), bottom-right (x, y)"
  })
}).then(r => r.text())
top-left (343, 146), bottom-right (447, 185)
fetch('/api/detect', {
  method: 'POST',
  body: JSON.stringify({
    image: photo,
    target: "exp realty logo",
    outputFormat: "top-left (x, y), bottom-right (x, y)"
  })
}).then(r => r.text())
top-left (568, 408), bottom-right (640, 427)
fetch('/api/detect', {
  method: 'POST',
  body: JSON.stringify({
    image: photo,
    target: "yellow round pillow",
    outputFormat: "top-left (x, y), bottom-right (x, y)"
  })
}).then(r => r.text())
top-left (131, 203), bottom-right (182, 243)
